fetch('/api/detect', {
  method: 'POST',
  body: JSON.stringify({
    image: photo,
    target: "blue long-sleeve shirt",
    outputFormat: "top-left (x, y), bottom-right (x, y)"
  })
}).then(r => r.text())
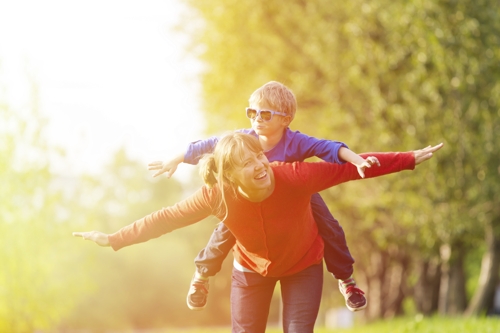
top-left (184, 128), bottom-right (348, 165)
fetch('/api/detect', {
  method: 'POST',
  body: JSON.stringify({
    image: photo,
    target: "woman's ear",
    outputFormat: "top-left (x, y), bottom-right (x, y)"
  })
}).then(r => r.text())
top-left (225, 172), bottom-right (234, 184)
top-left (226, 171), bottom-right (240, 187)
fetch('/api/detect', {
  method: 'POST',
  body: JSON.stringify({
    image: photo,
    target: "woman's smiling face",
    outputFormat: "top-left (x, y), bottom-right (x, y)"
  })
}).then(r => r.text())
top-left (229, 149), bottom-right (272, 199)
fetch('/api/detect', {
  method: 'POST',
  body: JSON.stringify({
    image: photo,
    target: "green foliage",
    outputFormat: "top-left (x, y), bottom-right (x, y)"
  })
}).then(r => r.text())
top-left (3, 0), bottom-right (500, 328)
top-left (180, 0), bottom-right (500, 316)
top-left (0, 84), bottom-right (81, 332)
top-left (59, 154), bottom-right (234, 330)
top-left (0, 66), bottom-right (234, 330)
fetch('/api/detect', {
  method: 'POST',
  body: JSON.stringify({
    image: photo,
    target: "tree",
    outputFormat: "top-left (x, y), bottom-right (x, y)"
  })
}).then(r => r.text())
top-left (59, 150), bottom-right (234, 330)
top-left (0, 73), bottom-right (82, 332)
top-left (180, 0), bottom-right (500, 318)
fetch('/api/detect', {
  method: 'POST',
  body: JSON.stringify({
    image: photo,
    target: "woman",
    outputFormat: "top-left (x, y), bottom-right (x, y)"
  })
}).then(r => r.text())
top-left (74, 132), bottom-right (442, 333)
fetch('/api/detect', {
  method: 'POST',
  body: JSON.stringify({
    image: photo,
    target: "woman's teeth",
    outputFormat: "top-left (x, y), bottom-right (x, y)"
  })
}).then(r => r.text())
top-left (255, 172), bottom-right (267, 180)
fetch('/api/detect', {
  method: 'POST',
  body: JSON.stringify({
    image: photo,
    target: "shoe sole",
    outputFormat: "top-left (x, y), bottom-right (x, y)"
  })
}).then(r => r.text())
top-left (186, 296), bottom-right (206, 311)
top-left (346, 301), bottom-right (367, 312)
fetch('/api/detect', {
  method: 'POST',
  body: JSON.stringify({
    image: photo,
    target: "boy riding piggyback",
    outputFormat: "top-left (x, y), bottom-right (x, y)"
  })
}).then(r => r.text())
top-left (149, 81), bottom-right (371, 312)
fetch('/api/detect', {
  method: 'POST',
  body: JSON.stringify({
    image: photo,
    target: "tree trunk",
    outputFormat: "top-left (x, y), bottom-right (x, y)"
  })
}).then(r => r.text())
top-left (364, 247), bottom-right (409, 320)
top-left (465, 219), bottom-right (500, 316)
top-left (438, 242), bottom-right (468, 315)
top-left (438, 244), bottom-right (451, 315)
top-left (365, 251), bottom-right (385, 320)
top-left (382, 253), bottom-right (410, 318)
top-left (414, 258), bottom-right (441, 315)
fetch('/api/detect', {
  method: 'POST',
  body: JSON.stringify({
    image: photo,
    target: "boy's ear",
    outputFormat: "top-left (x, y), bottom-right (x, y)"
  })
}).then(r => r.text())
top-left (282, 115), bottom-right (292, 127)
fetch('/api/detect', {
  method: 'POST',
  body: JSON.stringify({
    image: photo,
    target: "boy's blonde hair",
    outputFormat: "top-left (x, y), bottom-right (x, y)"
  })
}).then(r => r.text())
top-left (199, 132), bottom-right (263, 220)
top-left (248, 81), bottom-right (297, 120)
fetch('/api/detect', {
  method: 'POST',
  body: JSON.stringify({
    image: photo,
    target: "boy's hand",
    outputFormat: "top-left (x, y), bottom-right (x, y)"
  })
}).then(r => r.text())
top-left (413, 143), bottom-right (444, 165)
top-left (355, 156), bottom-right (381, 178)
top-left (148, 153), bottom-right (184, 178)
top-left (338, 147), bottom-right (379, 178)
top-left (73, 231), bottom-right (110, 247)
top-left (148, 160), bottom-right (179, 178)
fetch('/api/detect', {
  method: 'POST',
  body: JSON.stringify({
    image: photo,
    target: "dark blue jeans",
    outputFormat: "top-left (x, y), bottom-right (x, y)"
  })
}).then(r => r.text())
top-left (231, 263), bottom-right (323, 333)
top-left (194, 193), bottom-right (354, 280)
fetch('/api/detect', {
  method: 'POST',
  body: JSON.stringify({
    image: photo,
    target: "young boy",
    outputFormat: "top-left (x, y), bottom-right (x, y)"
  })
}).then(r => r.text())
top-left (149, 81), bottom-right (369, 312)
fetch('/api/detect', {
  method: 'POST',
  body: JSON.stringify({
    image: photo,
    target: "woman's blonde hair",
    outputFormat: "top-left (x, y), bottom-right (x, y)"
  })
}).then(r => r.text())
top-left (248, 81), bottom-right (297, 120)
top-left (199, 132), bottom-right (263, 219)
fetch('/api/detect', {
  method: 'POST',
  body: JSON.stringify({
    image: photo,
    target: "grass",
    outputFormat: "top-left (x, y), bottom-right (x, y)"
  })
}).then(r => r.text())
top-left (161, 316), bottom-right (500, 333)
top-left (331, 315), bottom-right (500, 333)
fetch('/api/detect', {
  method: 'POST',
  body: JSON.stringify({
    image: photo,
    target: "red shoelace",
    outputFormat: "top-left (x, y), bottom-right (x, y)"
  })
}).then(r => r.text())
top-left (192, 282), bottom-right (208, 295)
top-left (344, 285), bottom-right (365, 296)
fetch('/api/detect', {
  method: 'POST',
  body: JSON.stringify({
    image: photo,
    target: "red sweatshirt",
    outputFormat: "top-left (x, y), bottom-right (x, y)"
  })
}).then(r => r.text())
top-left (109, 152), bottom-right (415, 277)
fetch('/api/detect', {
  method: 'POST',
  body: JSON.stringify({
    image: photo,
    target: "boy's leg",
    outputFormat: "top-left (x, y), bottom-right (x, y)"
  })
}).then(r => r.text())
top-left (310, 193), bottom-right (354, 279)
top-left (280, 263), bottom-right (323, 333)
top-left (194, 223), bottom-right (236, 277)
top-left (310, 193), bottom-right (367, 311)
top-left (187, 223), bottom-right (236, 311)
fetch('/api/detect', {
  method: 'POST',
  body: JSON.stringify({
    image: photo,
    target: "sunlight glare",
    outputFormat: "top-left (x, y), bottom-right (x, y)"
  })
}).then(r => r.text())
top-left (0, 0), bottom-right (203, 180)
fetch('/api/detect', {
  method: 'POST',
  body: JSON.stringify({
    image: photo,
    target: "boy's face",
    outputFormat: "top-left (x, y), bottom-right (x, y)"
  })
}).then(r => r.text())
top-left (248, 101), bottom-right (290, 137)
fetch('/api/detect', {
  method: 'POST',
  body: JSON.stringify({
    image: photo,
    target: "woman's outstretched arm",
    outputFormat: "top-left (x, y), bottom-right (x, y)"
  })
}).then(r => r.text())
top-left (72, 187), bottom-right (217, 250)
top-left (73, 231), bottom-right (110, 247)
top-left (294, 142), bottom-right (444, 194)
top-left (413, 143), bottom-right (444, 165)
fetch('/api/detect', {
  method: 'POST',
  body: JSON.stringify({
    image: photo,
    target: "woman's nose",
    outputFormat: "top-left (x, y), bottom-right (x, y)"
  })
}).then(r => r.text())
top-left (255, 160), bottom-right (265, 169)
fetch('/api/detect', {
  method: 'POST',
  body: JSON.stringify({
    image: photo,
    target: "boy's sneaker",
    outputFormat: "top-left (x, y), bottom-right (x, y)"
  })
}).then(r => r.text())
top-left (339, 278), bottom-right (367, 311)
top-left (186, 275), bottom-right (209, 311)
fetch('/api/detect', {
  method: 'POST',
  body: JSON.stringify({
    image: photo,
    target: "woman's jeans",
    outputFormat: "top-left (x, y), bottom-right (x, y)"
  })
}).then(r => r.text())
top-left (230, 263), bottom-right (323, 333)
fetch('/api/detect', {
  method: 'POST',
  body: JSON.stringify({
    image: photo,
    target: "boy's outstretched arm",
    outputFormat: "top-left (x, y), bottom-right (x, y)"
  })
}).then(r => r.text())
top-left (148, 136), bottom-right (220, 178)
top-left (148, 152), bottom-right (184, 178)
top-left (338, 147), bottom-right (378, 179)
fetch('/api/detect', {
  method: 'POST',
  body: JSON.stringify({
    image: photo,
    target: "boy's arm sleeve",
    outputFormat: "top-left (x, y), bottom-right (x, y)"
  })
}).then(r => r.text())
top-left (293, 132), bottom-right (349, 164)
top-left (184, 136), bottom-right (219, 165)
top-left (108, 187), bottom-right (215, 251)
top-left (183, 129), bottom-right (254, 164)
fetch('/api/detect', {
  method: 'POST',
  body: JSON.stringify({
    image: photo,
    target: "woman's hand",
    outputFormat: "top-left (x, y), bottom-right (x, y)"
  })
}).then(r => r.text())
top-left (73, 231), bottom-right (111, 247)
top-left (413, 143), bottom-right (444, 165)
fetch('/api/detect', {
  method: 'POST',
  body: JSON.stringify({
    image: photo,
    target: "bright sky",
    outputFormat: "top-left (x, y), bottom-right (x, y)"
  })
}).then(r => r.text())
top-left (0, 0), bottom-right (204, 180)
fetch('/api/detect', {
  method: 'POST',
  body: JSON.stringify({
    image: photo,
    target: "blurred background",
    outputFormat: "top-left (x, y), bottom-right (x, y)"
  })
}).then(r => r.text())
top-left (1, 0), bottom-right (500, 332)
